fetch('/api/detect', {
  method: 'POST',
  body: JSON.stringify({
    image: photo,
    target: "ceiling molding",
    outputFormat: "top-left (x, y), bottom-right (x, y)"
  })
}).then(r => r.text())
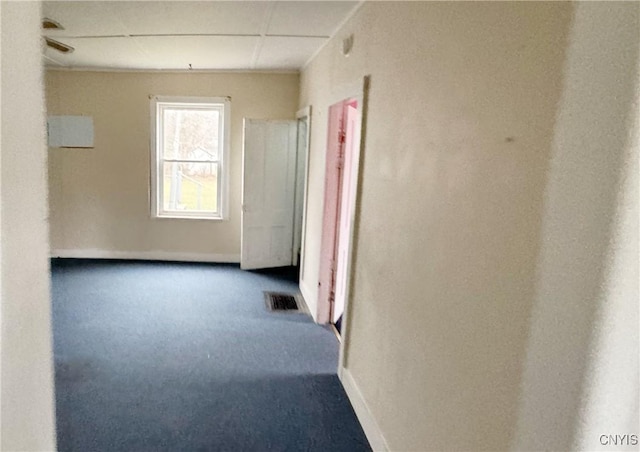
top-left (51, 33), bottom-right (263, 39)
top-left (44, 66), bottom-right (300, 75)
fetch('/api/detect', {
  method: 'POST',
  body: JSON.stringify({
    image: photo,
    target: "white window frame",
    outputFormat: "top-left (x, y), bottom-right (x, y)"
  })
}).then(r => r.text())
top-left (150, 96), bottom-right (230, 220)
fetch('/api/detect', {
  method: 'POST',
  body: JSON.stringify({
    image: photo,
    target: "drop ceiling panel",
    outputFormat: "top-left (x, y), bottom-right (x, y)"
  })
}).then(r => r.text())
top-left (115, 1), bottom-right (268, 36)
top-left (256, 36), bottom-right (327, 70)
top-left (133, 36), bottom-right (259, 70)
top-left (41, 1), bottom-right (360, 70)
top-left (267, 1), bottom-right (358, 37)
top-left (45, 37), bottom-right (149, 69)
top-left (43, 1), bottom-right (128, 37)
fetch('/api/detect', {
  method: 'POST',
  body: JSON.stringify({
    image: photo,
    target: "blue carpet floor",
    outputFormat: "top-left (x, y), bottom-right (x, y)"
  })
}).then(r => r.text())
top-left (51, 259), bottom-right (370, 452)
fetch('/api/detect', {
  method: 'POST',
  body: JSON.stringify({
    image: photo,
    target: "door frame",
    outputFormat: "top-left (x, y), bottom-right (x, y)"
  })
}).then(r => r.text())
top-left (316, 101), bottom-right (347, 324)
top-left (319, 76), bottom-right (370, 374)
top-left (294, 106), bottom-right (312, 269)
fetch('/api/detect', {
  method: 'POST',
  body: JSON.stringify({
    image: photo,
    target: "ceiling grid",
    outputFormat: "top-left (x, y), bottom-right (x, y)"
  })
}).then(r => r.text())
top-left (41, 1), bottom-right (360, 71)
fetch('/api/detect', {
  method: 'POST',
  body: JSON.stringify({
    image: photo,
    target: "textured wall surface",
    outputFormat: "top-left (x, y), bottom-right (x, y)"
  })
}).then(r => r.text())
top-left (1, 1), bottom-right (57, 449)
top-left (514, 3), bottom-right (640, 450)
top-left (301, 2), bottom-right (638, 450)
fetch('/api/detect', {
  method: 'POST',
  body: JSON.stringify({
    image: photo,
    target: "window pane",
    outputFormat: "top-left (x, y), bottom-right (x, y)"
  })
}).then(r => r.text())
top-left (163, 162), bottom-right (218, 213)
top-left (162, 108), bottom-right (220, 161)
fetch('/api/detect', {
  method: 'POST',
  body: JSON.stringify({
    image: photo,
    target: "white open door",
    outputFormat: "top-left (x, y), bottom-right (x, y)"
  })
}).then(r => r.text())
top-left (241, 119), bottom-right (298, 270)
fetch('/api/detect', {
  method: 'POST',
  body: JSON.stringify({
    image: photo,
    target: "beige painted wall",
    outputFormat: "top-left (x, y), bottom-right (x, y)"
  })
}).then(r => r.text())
top-left (46, 70), bottom-right (299, 260)
top-left (575, 72), bottom-right (639, 451)
top-left (514, 3), bottom-right (640, 450)
top-left (1, 1), bottom-right (57, 450)
top-left (300, 3), bottom-right (573, 448)
top-left (301, 1), bottom-right (637, 450)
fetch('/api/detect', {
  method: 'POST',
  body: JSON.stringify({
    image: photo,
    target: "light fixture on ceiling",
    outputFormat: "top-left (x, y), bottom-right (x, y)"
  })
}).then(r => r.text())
top-left (42, 17), bottom-right (64, 30)
top-left (42, 18), bottom-right (74, 54)
top-left (44, 37), bottom-right (75, 54)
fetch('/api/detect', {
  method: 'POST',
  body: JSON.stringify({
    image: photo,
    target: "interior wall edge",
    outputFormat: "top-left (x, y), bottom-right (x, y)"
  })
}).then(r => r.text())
top-left (299, 277), bottom-right (318, 323)
top-left (1, 1), bottom-right (57, 450)
top-left (512, 2), bottom-right (640, 450)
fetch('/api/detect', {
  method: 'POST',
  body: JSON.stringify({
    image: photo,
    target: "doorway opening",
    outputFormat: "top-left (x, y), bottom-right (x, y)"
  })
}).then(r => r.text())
top-left (318, 97), bottom-right (363, 335)
top-left (239, 109), bottom-right (311, 288)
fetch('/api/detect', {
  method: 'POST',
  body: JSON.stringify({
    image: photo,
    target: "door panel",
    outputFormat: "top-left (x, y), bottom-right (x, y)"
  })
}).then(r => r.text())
top-left (333, 104), bottom-right (361, 323)
top-left (241, 119), bottom-right (298, 270)
top-left (317, 103), bottom-right (345, 324)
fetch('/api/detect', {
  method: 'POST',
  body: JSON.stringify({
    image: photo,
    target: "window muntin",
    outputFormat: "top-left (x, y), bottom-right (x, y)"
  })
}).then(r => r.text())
top-left (151, 97), bottom-right (229, 219)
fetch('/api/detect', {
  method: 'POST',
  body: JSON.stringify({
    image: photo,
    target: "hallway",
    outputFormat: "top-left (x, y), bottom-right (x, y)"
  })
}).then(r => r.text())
top-left (51, 259), bottom-right (369, 451)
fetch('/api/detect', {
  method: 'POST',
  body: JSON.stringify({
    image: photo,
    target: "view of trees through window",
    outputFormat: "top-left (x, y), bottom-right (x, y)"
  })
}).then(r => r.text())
top-left (162, 107), bottom-right (220, 213)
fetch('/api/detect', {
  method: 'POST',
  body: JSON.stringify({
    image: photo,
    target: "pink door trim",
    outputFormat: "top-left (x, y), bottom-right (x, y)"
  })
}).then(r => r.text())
top-left (317, 98), bottom-right (359, 324)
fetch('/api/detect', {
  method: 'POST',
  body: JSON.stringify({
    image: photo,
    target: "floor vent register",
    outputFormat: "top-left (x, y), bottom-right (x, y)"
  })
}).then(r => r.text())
top-left (264, 291), bottom-right (300, 312)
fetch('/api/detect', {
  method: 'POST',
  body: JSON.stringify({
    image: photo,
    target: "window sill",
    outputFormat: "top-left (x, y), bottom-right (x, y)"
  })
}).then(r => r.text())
top-left (154, 214), bottom-right (226, 221)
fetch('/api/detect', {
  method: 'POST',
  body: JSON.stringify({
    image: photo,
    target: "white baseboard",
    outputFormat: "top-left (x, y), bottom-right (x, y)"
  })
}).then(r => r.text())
top-left (340, 367), bottom-right (389, 452)
top-left (51, 248), bottom-right (240, 264)
top-left (299, 278), bottom-right (317, 322)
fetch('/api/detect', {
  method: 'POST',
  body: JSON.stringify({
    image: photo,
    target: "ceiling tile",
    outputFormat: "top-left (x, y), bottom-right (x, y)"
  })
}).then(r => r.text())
top-left (42, 1), bottom-right (359, 70)
top-left (44, 37), bottom-right (148, 69)
top-left (43, 1), bottom-right (128, 37)
top-left (133, 36), bottom-right (259, 70)
top-left (256, 36), bottom-right (327, 70)
top-left (44, 1), bottom-right (269, 37)
top-left (267, 1), bottom-right (358, 37)
top-left (116, 1), bottom-right (268, 36)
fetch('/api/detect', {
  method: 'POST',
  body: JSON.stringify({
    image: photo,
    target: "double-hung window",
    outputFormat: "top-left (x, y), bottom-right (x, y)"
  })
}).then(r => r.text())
top-left (151, 96), bottom-right (230, 220)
